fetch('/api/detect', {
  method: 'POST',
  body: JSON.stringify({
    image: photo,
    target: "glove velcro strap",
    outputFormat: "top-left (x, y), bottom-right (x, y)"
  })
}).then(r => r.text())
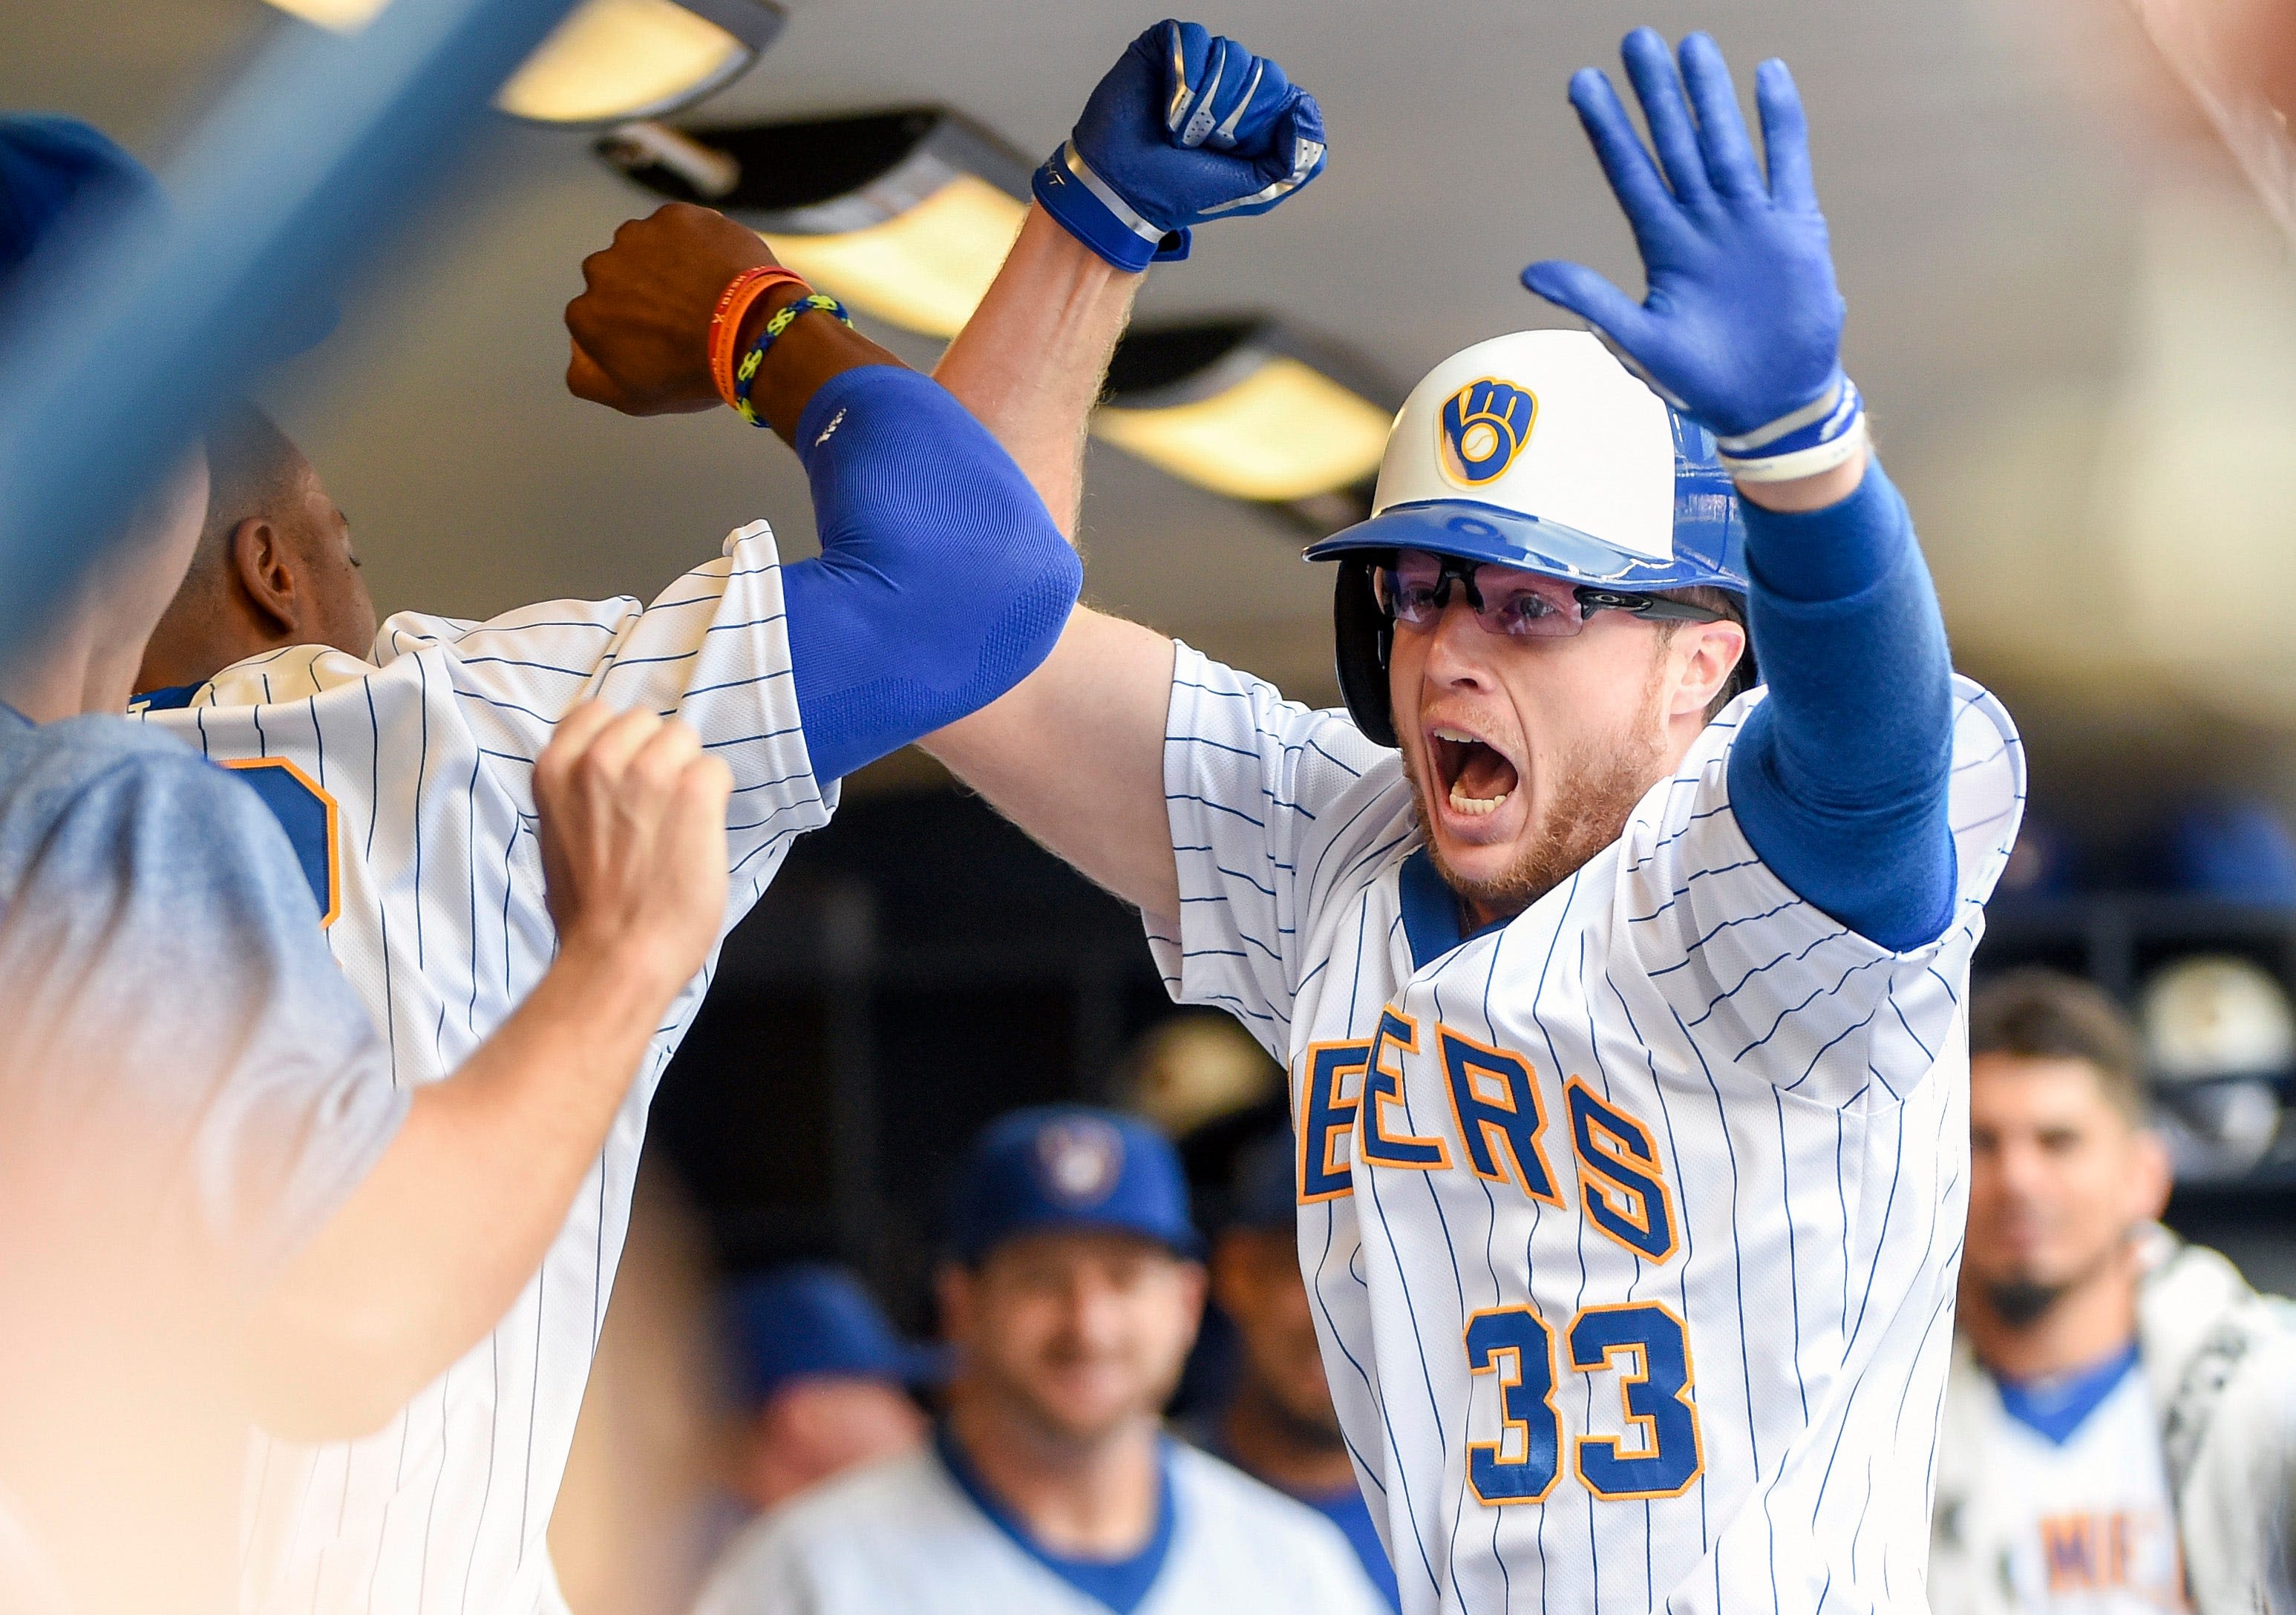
top-left (1716, 376), bottom-right (1867, 482)
top-left (1032, 142), bottom-right (1186, 271)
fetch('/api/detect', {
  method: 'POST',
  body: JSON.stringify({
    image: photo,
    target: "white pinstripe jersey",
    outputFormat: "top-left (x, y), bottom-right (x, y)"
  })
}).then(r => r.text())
top-left (134, 521), bottom-right (834, 1615)
top-left (1147, 643), bottom-right (2026, 1615)
top-left (697, 1442), bottom-right (1393, 1615)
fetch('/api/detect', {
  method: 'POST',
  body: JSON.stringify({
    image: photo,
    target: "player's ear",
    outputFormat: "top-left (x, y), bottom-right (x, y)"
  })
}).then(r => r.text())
top-left (2127, 1126), bottom-right (2174, 1225)
top-left (228, 516), bottom-right (301, 639)
top-left (1667, 618), bottom-right (1744, 721)
top-left (1177, 1257), bottom-right (1209, 1328)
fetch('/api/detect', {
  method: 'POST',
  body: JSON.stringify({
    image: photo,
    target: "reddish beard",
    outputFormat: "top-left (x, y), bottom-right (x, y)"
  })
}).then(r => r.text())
top-left (1409, 663), bottom-right (1670, 924)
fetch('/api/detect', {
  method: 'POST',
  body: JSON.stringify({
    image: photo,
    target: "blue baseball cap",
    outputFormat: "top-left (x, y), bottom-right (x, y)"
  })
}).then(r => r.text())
top-left (0, 115), bottom-right (160, 292)
top-left (949, 1106), bottom-right (1203, 1264)
top-left (722, 1263), bottom-right (948, 1412)
top-left (0, 112), bottom-right (336, 355)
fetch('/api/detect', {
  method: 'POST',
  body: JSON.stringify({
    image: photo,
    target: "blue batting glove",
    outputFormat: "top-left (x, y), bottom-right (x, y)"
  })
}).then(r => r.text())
top-left (1033, 20), bottom-right (1328, 272)
top-left (1521, 30), bottom-right (1865, 482)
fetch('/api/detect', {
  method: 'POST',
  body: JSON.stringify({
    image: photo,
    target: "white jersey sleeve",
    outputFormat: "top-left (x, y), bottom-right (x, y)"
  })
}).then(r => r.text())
top-left (1147, 643), bottom-right (1413, 1061)
top-left (367, 519), bottom-right (832, 879)
top-left (1616, 683), bottom-right (2024, 1107)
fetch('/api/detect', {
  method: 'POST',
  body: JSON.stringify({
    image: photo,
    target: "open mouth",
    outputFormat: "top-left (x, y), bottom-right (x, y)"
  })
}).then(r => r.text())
top-left (1430, 725), bottom-right (1520, 819)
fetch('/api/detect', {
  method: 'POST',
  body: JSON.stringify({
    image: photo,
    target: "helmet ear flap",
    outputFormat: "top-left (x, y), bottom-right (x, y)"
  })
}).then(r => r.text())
top-left (1332, 555), bottom-right (1398, 750)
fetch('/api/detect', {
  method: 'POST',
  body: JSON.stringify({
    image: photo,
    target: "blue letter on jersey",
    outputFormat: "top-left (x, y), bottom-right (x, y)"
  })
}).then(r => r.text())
top-left (1464, 1308), bottom-right (1561, 1504)
top-left (1569, 1303), bottom-right (1704, 1498)
top-left (222, 758), bottom-right (340, 927)
top-left (1566, 1079), bottom-right (1677, 1262)
top-left (1439, 1026), bottom-right (1563, 1205)
top-left (1299, 1040), bottom-right (1371, 1202)
top-left (1359, 1009), bottom-right (1449, 1169)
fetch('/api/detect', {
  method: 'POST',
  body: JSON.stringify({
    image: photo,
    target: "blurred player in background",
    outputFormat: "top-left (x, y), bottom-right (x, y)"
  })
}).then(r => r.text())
top-left (0, 117), bottom-right (740, 1615)
top-left (1188, 1130), bottom-right (1398, 1608)
top-left (718, 1264), bottom-right (941, 1518)
top-left (697, 1107), bottom-right (1390, 1615)
top-left (111, 125), bottom-right (1082, 1615)
top-left (1930, 969), bottom-right (2296, 1615)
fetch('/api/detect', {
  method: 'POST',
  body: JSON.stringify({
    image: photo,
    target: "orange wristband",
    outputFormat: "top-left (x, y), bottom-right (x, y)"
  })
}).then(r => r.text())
top-left (708, 266), bottom-right (805, 410)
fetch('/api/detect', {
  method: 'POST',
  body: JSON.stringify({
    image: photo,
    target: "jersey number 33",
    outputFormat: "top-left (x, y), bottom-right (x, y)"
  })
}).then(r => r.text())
top-left (1301, 1012), bottom-right (1704, 1508)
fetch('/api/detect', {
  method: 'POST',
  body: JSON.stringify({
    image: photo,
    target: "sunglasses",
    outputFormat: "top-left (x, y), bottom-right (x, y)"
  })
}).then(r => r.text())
top-left (1371, 550), bottom-right (1729, 641)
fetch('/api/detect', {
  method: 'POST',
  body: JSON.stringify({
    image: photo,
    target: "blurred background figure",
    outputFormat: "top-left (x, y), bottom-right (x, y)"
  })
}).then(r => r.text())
top-left (718, 1263), bottom-right (941, 1517)
top-left (1116, 1011), bottom-right (1285, 1145)
top-left (1931, 969), bottom-right (2296, 1615)
top-left (550, 1167), bottom-right (725, 1615)
top-left (1116, 1012), bottom-right (1286, 1421)
top-left (695, 1105), bottom-right (1387, 1615)
top-left (552, 1182), bottom-right (939, 1615)
top-left (1186, 1128), bottom-right (1397, 1609)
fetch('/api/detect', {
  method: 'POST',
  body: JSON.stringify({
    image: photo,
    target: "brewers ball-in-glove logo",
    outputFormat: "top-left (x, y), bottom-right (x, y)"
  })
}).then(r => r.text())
top-left (1439, 378), bottom-right (1537, 486)
top-left (1035, 1116), bottom-right (1125, 1206)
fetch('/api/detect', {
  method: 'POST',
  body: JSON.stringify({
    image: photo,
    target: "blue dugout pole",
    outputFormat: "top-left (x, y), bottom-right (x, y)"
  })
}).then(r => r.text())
top-left (0, 0), bottom-right (585, 661)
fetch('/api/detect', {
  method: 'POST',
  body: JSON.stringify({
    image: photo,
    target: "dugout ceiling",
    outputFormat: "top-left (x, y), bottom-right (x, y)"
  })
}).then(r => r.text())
top-left (9, 0), bottom-right (2296, 817)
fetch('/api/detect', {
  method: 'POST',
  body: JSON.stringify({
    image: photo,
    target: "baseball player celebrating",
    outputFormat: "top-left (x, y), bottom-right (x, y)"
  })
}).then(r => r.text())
top-left (121, 203), bottom-right (1082, 1615)
top-left (912, 27), bottom-right (2024, 1615)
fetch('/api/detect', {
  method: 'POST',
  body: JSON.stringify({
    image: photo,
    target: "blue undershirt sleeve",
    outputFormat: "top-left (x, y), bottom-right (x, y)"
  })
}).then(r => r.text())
top-left (778, 365), bottom-right (1083, 784)
top-left (1725, 458), bottom-right (1958, 951)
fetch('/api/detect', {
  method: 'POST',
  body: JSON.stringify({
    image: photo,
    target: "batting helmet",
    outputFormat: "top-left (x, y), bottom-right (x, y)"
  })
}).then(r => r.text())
top-left (1304, 330), bottom-right (1747, 747)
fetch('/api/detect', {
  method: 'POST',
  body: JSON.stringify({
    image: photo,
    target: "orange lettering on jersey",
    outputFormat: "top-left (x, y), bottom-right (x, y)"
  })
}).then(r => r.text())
top-left (1437, 1025), bottom-right (1563, 1206)
top-left (1358, 1009), bottom-right (1450, 1170)
top-left (2038, 1510), bottom-right (2174, 1597)
top-left (2042, 1515), bottom-right (2099, 1592)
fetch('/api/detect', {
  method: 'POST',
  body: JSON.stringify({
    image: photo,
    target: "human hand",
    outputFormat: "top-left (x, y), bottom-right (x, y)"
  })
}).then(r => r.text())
top-left (1520, 30), bottom-right (1865, 480)
top-left (1033, 19), bottom-right (1328, 271)
top-left (566, 203), bottom-right (776, 416)
top-left (532, 701), bottom-right (732, 995)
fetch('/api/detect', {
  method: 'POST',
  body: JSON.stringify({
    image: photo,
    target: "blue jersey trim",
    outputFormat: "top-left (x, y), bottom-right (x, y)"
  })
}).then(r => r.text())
top-left (1398, 846), bottom-right (1509, 972)
top-left (127, 682), bottom-right (201, 712)
top-left (934, 1424), bottom-right (1176, 1614)
top-left (1995, 1340), bottom-right (2140, 1447)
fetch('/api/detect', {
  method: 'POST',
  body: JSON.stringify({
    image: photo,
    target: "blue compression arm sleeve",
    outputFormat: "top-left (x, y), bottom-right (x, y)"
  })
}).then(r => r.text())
top-left (1726, 459), bottom-right (1957, 951)
top-left (779, 366), bottom-right (1082, 784)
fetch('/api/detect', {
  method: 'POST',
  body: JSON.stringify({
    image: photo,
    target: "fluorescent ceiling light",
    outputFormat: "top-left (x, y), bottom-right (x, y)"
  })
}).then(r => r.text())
top-left (259, 0), bottom-right (783, 125)
top-left (598, 111), bottom-right (1031, 338)
top-left (1095, 321), bottom-right (1396, 507)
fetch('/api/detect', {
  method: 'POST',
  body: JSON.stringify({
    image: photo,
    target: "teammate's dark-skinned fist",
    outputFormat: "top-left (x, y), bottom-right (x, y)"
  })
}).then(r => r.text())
top-left (565, 203), bottom-right (773, 415)
top-left (566, 202), bottom-right (905, 442)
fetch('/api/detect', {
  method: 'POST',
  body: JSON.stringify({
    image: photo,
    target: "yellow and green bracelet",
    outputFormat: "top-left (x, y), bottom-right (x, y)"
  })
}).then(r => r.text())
top-left (731, 293), bottom-right (854, 427)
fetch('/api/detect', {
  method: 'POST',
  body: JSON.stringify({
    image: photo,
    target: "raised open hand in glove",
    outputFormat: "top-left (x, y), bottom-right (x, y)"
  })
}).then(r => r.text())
top-left (1034, 19), bottom-right (1327, 272)
top-left (1521, 30), bottom-right (1864, 482)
